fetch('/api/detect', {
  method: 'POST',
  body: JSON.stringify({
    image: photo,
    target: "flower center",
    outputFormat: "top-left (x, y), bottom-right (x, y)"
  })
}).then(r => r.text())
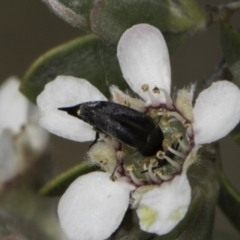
top-left (88, 101), bottom-right (193, 187)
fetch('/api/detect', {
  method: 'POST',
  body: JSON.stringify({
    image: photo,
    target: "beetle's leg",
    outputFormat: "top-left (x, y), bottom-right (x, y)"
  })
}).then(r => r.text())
top-left (89, 131), bottom-right (100, 149)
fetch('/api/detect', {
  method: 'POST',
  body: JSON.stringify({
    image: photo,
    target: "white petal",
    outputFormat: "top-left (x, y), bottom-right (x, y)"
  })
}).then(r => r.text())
top-left (58, 172), bottom-right (135, 240)
top-left (0, 77), bottom-right (28, 134)
top-left (117, 24), bottom-right (171, 105)
top-left (0, 130), bottom-right (18, 183)
top-left (24, 123), bottom-right (49, 153)
top-left (136, 173), bottom-right (191, 235)
top-left (193, 81), bottom-right (240, 144)
top-left (37, 76), bottom-right (107, 142)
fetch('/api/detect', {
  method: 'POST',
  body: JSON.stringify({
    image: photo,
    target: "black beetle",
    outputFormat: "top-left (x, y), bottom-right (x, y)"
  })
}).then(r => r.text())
top-left (59, 101), bottom-right (164, 157)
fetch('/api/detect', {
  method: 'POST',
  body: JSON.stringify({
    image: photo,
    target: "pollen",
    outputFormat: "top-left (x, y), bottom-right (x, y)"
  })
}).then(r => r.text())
top-left (88, 142), bottom-right (117, 173)
top-left (137, 204), bottom-right (158, 228)
top-left (175, 86), bottom-right (194, 122)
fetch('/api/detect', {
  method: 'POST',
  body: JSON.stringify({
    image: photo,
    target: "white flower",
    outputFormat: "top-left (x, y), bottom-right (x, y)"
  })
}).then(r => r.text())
top-left (0, 77), bottom-right (49, 185)
top-left (37, 24), bottom-right (240, 240)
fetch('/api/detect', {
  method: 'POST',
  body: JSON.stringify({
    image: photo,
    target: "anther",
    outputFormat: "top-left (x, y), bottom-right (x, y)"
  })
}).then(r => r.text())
top-left (142, 84), bottom-right (160, 106)
top-left (123, 100), bottom-right (131, 107)
top-left (152, 86), bottom-right (160, 94)
top-left (110, 175), bottom-right (117, 182)
top-left (99, 159), bottom-right (108, 166)
top-left (142, 84), bottom-right (149, 92)
top-left (162, 139), bottom-right (171, 151)
top-left (156, 150), bottom-right (165, 159)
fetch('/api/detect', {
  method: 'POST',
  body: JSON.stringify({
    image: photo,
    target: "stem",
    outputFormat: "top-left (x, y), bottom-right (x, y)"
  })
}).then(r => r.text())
top-left (217, 155), bottom-right (240, 235)
top-left (206, 1), bottom-right (240, 26)
top-left (194, 58), bottom-right (233, 101)
top-left (211, 141), bottom-right (240, 235)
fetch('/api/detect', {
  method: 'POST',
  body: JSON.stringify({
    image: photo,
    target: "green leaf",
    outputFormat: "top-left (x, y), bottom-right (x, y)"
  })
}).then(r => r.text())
top-left (220, 22), bottom-right (240, 87)
top-left (20, 34), bottom-right (127, 103)
top-left (39, 161), bottom-right (100, 196)
top-left (90, 0), bottom-right (206, 44)
top-left (230, 123), bottom-right (240, 146)
top-left (157, 155), bottom-right (218, 240)
top-left (164, 31), bottom-right (188, 54)
top-left (0, 185), bottom-right (63, 240)
top-left (218, 170), bottom-right (240, 234)
top-left (43, 0), bottom-right (94, 30)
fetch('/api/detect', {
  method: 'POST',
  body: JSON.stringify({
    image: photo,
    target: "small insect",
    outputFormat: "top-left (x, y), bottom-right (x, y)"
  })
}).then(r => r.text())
top-left (59, 101), bottom-right (164, 156)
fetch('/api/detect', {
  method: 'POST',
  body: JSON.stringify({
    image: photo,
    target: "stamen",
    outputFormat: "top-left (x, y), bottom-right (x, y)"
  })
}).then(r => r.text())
top-left (156, 151), bottom-right (181, 172)
top-left (159, 88), bottom-right (173, 109)
top-left (186, 124), bottom-right (193, 137)
top-left (142, 162), bottom-right (152, 183)
top-left (151, 170), bottom-right (162, 184)
top-left (141, 84), bottom-right (160, 106)
top-left (126, 165), bottom-right (143, 185)
top-left (178, 138), bottom-right (190, 151)
top-left (157, 112), bottom-right (164, 117)
top-left (172, 133), bottom-right (189, 152)
top-left (168, 118), bottom-right (178, 123)
top-left (156, 150), bottom-right (165, 160)
top-left (164, 155), bottom-right (181, 172)
top-left (148, 158), bottom-right (162, 183)
top-left (167, 147), bottom-right (186, 159)
top-left (160, 113), bottom-right (170, 127)
top-left (168, 111), bottom-right (185, 122)
top-left (155, 170), bottom-right (173, 181)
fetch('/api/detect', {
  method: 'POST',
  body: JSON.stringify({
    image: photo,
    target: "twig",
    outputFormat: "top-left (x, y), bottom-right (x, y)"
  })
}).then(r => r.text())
top-left (206, 1), bottom-right (240, 26)
top-left (194, 58), bottom-right (233, 100)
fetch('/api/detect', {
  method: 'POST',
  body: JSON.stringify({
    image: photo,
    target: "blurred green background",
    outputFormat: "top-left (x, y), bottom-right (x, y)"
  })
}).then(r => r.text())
top-left (0, 0), bottom-right (240, 238)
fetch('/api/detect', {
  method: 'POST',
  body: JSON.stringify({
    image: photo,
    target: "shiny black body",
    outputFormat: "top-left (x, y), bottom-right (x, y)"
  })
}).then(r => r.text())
top-left (59, 101), bottom-right (164, 156)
